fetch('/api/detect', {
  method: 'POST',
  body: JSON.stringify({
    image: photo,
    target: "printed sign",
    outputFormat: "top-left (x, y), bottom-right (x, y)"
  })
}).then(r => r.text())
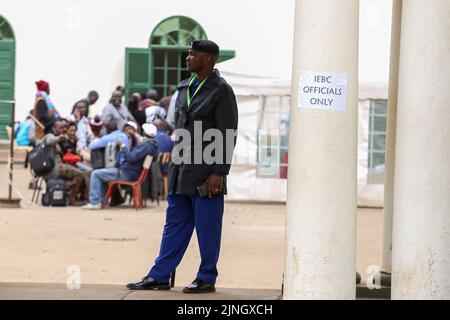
top-left (298, 71), bottom-right (348, 112)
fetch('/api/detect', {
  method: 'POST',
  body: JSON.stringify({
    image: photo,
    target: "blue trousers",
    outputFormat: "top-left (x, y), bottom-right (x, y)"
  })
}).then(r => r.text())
top-left (89, 168), bottom-right (129, 205)
top-left (148, 193), bottom-right (224, 284)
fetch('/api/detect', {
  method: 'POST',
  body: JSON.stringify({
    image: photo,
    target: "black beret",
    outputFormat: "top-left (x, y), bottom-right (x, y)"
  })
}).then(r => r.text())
top-left (190, 40), bottom-right (220, 56)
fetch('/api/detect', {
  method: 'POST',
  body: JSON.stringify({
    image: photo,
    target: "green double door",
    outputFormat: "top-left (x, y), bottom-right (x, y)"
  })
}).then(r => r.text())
top-left (0, 41), bottom-right (15, 140)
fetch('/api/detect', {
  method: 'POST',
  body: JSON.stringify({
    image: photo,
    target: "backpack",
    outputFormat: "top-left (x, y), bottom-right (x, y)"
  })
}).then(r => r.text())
top-left (90, 148), bottom-right (105, 170)
top-left (29, 141), bottom-right (55, 176)
top-left (41, 179), bottom-right (67, 207)
top-left (104, 142), bottom-right (118, 168)
top-left (16, 121), bottom-right (31, 146)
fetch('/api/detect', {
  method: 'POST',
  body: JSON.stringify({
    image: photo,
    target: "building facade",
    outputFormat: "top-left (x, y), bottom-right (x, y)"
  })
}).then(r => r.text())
top-left (0, 0), bottom-right (393, 206)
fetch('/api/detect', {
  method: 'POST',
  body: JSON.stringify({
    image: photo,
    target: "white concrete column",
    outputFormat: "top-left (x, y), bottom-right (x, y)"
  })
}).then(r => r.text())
top-left (382, 0), bottom-right (403, 274)
top-left (283, 0), bottom-right (359, 299)
top-left (391, 0), bottom-right (450, 299)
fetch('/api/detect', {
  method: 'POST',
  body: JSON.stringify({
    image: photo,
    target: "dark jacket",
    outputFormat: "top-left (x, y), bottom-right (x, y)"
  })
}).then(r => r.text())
top-left (168, 69), bottom-right (239, 195)
top-left (36, 99), bottom-right (52, 126)
top-left (120, 139), bottom-right (158, 181)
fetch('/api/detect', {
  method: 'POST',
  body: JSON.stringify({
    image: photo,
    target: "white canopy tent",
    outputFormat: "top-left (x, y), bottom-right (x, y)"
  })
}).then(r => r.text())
top-left (222, 71), bottom-right (387, 207)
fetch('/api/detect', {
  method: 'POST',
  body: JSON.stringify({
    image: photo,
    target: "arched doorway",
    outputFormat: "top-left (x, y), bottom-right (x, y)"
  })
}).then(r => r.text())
top-left (125, 16), bottom-right (235, 101)
top-left (149, 16), bottom-right (208, 99)
top-left (0, 15), bottom-right (15, 140)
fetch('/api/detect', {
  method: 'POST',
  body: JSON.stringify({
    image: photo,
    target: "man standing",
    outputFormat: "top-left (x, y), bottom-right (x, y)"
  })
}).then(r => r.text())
top-left (33, 80), bottom-right (57, 140)
top-left (84, 90), bottom-right (99, 117)
top-left (127, 40), bottom-right (238, 294)
top-left (101, 90), bottom-right (136, 132)
top-left (159, 86), bottom-right (177, 110)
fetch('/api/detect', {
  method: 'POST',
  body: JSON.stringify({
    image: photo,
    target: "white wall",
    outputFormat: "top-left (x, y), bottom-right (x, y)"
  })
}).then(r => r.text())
top-left (1, 0), bottom-right (295, 120)
top-left (2, 0), bottom-right (392, 121)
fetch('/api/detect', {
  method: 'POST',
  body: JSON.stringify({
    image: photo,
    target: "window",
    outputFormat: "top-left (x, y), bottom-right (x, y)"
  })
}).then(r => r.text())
top-left (150, 16), bottom-right (207, 98)
top-left (125, 16), bottom-right (236, 101)
top-left (368, 99), bottom-right (387, 170)
top-left (152, 49), bottom-right (190, 99)
top-left (150, 16), bottom-right (208, 47)
top-left (257, 96), bottom-right (290, 179)
top-left (0, 16), bottom-right (14, 40)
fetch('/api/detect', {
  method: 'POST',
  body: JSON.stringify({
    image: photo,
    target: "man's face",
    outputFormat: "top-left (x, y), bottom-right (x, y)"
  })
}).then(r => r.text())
top-left (53, 122), bottom-right (63, 135)
top-left (67, 125), bottom-right (77, 140)
top-left (124, 125), bottom-right (136, 137)
top-left (88, 94), bottom-right (98, 105)
top-left (77, 103), bottom-right (87, 116)
top-left (61, 123), bottom-right (69, 135)
top-left (112, 92), bottom-right (123, 107)
top-left (131, 93), bottom-right (142, 104)
top-left (186, 50), bottom-right (208, 73)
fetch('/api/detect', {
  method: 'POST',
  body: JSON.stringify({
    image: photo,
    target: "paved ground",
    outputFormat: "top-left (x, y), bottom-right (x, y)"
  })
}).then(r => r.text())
top-left (0, 282), bottom-right (281, 300)
top-left (0, 165), bottom-right (384, 299)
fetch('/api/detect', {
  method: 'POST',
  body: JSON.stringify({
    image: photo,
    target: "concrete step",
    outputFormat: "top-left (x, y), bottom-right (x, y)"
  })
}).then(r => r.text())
top-left (356, 283), bottom-right (391, 300)
top-left (0, 282), bottom-right (282, 300)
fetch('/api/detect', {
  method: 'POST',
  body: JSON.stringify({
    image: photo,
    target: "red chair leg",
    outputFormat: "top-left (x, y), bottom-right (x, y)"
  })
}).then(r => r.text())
top-left (133, 185), bottom-right (142, 210)
top-left (138, 186), bottom-right (143, 210)
top-left (103, 184), bottom-right (116, 208)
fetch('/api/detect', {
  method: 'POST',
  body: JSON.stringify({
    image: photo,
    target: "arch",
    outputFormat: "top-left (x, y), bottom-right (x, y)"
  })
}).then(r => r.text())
top-left (150, 15), bottom-right (207, 47)
top-left (0, 15), bottom-right (15, 41)
top-left (125, 15), bottom-right (234, 100)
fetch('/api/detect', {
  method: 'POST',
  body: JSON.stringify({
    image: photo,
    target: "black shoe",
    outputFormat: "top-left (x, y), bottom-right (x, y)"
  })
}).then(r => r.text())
top-left (126, 276), bottom-right (170, 291)
top-left (183, 278), bottom-right (216, 294)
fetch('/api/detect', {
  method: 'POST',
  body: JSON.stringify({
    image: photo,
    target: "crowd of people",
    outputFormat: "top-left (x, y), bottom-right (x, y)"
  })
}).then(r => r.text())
top-left (17, 80), bottom-right (176, 208)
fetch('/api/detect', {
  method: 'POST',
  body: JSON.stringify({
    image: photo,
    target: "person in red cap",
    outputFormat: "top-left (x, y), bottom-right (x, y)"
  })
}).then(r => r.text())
top-left (89, 115), bottom-right (104, 139)
top-left (33, 80), bottom-right (58, 140)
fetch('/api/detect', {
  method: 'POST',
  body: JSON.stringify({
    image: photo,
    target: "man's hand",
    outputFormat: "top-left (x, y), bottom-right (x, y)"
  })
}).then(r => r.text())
top-left (207, 174), bottom-right (224, 198)
top-left (115, 140), bottom-right (123, 149)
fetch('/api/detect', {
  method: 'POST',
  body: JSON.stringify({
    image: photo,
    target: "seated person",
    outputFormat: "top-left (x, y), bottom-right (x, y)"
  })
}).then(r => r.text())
top-left (40, 120), bottom-right (88, 205)
top-left (60, 122), bottom-right (78, 156)
top-left (141, 89), bottom-right (167, 123)
top-left (90, 116), bottom-right (103, 140)
top-left (88, 121), bottom-right (139, 165)
top-left (123, 121), bottom-right (142, 145)
top-left (89, 122), bottom-right (130, 154)
top-left (145, 104), bottom-right (167, 124)
top-left (68, 100), bottom-right (93, 151)
top-left (58, 118), bottom-right (69, 136)
top-left (59, 122), bottom-right (92, 172)
top-left (86, 122), bottom-right (130, 171)
top-left (153, 119), bottom-right (174, 174)
top-left (82, 124), bottom-right (158, 210)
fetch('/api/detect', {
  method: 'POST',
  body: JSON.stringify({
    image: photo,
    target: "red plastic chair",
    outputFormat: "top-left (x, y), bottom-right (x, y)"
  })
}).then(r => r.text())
top-left (102, 155), bottom-right (153, 210)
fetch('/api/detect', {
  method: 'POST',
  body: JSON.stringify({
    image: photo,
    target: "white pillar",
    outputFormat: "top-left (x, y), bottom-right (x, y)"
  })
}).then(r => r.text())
top-left (391, 0), bottom-right (450, 299)
top-left (382, 0), bottom-right (403, 274)
top-left (284, 0), bottom-right (359, 299)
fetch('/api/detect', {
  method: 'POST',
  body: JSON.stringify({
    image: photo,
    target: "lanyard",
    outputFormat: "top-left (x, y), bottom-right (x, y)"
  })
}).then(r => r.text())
top-left (186, 75), bottom-right (208, 108)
